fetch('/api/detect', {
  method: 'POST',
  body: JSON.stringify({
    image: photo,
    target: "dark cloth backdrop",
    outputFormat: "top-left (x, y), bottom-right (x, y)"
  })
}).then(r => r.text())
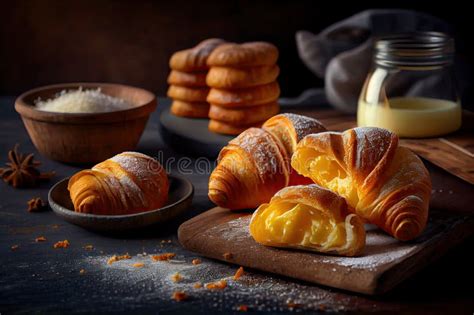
top-left (1, 0), bottom-right (472, 100)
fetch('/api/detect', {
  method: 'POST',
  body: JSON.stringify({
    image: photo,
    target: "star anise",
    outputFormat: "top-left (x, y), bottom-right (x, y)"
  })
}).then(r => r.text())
top-left (27, 197), bottom-right (48, 212)
top-left (0, 144), bottom-right (55, 188)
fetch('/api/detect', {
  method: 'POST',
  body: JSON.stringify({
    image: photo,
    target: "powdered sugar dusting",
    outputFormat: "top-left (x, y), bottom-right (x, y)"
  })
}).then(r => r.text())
top-left (283, 113), bottom-right (327, 141)
top-left (80, 251), bottom-right (381, 312)
top-left (352, 127), bottom-right (394, 174)
top-left (318, 229), bottom-right (414, 270)
top-left (221, 216), bottom-right (251, 242)
top-left (230, 128), bottom-right (281, 176)
top-left (106, 152), bottom-right (166, 208)
top-left (110, 152), bottom-right (154, 181)
top-left (100, 172), bottom-right (129, 209)
top-left (118, 174), bottom-right (147, 208)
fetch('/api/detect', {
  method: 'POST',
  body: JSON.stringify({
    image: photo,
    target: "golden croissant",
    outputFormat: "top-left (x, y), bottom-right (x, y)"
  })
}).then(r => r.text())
top-left (291, 127), bottom-right (431, 241)
top-left (68, 152), bottom-right (169, 215)
top-left (250, 184), bottom-right (366, 256)
top-left (208, 113), bottom-right (326, 210)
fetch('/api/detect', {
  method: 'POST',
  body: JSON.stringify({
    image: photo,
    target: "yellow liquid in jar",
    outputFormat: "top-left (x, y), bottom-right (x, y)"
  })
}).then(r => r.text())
top-left (357, 96), bottom-right (462, 138)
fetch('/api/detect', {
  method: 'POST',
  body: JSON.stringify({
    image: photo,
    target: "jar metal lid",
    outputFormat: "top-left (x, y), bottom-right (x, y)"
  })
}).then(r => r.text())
top-left (374, 32), bottom-right (454, 68)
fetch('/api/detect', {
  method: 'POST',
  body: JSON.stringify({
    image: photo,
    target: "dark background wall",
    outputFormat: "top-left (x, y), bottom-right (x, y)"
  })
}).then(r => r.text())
top-left (1, 0), bottom-right (472, 99)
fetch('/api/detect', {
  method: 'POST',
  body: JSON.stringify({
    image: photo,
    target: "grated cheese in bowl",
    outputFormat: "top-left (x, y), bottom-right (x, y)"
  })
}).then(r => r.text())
top-left (35, 87), bottom-right (133, 113)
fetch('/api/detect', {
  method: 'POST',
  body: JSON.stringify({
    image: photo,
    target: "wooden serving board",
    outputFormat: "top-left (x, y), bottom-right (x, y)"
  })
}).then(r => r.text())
top-left (176, 107), bottom-right (473, 295)
top-left (178, 207), bottom-right (474, 295)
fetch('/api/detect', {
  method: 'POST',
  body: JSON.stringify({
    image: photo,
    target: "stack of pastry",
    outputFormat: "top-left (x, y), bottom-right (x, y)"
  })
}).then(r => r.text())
top-left (206, 42), bottom-right (281, 135)
top-left (168, 39), bottom-right (225, 118)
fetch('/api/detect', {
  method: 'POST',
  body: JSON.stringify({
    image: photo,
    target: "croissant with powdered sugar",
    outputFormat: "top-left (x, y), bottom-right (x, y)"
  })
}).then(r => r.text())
top-left (208, 113), bottom-right (327, 210)
top-left (291, 127), bottom-right (431, 241)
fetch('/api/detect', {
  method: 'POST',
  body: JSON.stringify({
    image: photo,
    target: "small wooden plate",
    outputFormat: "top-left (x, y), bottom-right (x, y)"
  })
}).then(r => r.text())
top-left (48, 175), bottom-right (193, 232)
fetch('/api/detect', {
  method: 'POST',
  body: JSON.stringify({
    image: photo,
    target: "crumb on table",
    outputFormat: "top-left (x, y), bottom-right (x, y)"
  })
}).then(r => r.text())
top-left (171, 272), bottom-right (183, 282)
top-left (193, 282), bottom-right (203, 289)
top-left (205, 279), bottom-right (227, 290)
top-left (151, 253), bottom-right (176, 261)
top-left (287, 301), bottom-right (301, 309)
top-left (53, 240), bottom-right (69, 249)
top-left (11, 244), bottom-right (19, 251)
top-left (84, 245), bottom-right (94, 250)
top-left (79, 269), bottom-right (86, 274)
top-left (35, 236), bottom-right (47, 242)
top-left (192, 258), bottom-right (202, 265)
top-left (237, 304), bottom-right (248, 312)
top-left (107, 253), bottom-right (131, 265)
top-left (132, 262), bottom-right (145, 268)
top-left (172, 291), bottom-right (188, 302)
top-left (233, 266), bottom-right (244, 280)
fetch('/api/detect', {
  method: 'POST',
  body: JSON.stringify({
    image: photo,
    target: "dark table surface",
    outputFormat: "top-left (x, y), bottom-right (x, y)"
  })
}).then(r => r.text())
top-left (0, 96), bottom-right (473, 314)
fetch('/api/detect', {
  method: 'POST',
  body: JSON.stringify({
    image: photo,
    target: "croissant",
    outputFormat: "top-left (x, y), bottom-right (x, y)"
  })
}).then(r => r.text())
top-left (68, 152), bottom-right (169, 215)
top-left (291, 127), bottom-right (431, 241)
top-left (250, 184), bottom-right (366, 256)
top-left (208, 113), bottom-right (326, 210)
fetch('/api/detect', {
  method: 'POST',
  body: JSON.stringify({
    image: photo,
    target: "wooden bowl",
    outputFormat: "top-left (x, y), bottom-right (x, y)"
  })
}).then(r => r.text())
top-left (15, 82), bottom-right (157, 164)
top-left (49, 175), bottom-right (194, 232)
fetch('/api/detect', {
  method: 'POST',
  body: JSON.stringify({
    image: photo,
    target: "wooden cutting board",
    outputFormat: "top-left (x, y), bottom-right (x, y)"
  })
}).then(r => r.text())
top-left (178, 207), bottom-right (474, 295)
top-left (177, 107), bottom-right (473, 295)
top-left (177, 108), bottom-right (473, 295)
top-left (177, 110), bottom-right (473, 294)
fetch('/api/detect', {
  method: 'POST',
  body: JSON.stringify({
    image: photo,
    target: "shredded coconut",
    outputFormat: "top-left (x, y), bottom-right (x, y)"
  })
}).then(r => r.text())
top-left (35, 87), bottom-right (133, 113)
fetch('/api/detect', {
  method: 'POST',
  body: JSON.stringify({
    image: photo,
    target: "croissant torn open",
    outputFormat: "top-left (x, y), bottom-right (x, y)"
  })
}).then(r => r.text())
top-left (250, 184), bottom-right (365, 256)
top-left (291, 127), bottom-right (431, 241)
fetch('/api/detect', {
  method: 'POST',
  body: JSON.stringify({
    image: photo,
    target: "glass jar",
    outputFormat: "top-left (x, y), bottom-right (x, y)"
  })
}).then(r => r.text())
top-left (357, 32), bottom-right (461, 138)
